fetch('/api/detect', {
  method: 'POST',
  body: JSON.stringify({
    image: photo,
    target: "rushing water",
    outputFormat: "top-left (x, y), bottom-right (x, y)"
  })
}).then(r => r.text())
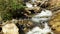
top-left (26, 9), bottom-right (54, 34)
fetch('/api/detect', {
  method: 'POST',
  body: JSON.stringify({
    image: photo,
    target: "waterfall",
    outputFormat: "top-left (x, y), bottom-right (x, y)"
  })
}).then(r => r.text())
top-left (31, 9), bottom-right (52, 23)
top-left (26, 9), bottom-right (54, 34)
top-left (26, 23), bottom-right (53, 34)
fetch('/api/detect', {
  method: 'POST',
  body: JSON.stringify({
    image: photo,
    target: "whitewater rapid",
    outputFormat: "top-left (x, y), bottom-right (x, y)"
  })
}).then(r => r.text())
top-left (26, 9), bottom-right (54, 34)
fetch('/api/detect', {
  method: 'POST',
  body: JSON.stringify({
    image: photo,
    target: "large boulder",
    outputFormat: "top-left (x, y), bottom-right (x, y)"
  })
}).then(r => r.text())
top-left (2, 21), bottom-right (19, 34)
top-left (49, 10), bottom-right (60, 34)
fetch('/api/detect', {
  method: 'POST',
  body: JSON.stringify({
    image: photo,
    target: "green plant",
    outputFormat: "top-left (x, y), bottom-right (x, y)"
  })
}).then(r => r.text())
top-left (0, 0), bottom-right (25, 21)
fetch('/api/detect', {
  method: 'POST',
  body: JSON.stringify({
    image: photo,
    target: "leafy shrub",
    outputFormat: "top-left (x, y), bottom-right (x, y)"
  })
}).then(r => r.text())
top-left (0, 0), bottom-right (25, 21)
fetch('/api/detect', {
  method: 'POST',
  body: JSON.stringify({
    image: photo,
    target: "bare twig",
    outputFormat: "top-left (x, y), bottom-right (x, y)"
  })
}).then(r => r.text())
top-left (40, 0), bottom-right (48, 6)
top-left (47, 6), bottom-right (60, 12)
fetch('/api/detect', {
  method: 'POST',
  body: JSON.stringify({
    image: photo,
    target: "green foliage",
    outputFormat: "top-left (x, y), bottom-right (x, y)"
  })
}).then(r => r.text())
top-left (0, 0), bottom-right (25, 21)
